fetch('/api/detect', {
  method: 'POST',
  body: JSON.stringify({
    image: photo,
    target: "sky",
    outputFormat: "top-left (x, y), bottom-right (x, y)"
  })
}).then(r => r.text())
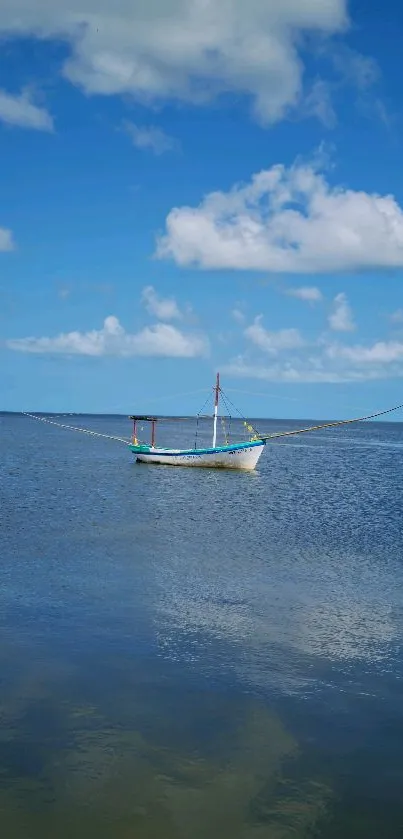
top-left (1, 0), bottom-right (403, 419)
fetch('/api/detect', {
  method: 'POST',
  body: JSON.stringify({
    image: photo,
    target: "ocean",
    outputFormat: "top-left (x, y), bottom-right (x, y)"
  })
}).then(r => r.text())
top-left (1, 412), bottom-right (403, 838)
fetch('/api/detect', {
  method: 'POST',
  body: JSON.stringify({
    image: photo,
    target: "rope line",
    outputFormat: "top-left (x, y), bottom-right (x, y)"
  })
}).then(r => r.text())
top-left (258, 402), bottom-right (403, 441)
top-left (22, 396), bottom-right (403, 451)
top-left (219, 389), bottom-right (261, 440)
top-left (22, 412), bottom-right (131, 445)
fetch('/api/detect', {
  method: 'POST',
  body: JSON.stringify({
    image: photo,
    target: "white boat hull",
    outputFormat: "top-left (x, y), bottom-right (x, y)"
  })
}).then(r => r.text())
top-left (131, 441), bottom-right (265, 470)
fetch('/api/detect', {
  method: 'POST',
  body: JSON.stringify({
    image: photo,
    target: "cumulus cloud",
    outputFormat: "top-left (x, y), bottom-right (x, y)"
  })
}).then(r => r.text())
top-left (286, 286), bottom-right (323, 303)
top-left (224, 342), bottom-right (403, 383)
top-left (157, 159), bottom-right (403, 273)
top-left (0, 226), bottom-right (14, 251)
top-left (328, 292), bottom-right (355, 332)
top-left (7, 315), bottom-right (208, 358)
top-left (326, 340), bottom-right (403, 365)
top-left (0, 88), bottom-right (53, 131)
top-left (224, 327), bottom-right (403, 383)
top-left (141, 285), bottom-right (182, 320)
top-left (124, 121), bottom-right (178, 155)
top-left (0, 0), bottom-right (349, 124)
top-left (245, 316), bottom-right (305, 354)
top-left (225, 307), bottom-right (403, 383)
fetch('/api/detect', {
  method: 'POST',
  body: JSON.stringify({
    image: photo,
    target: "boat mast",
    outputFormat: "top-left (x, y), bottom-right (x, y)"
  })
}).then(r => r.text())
top-left (212, 372), bottom-right (220, 448)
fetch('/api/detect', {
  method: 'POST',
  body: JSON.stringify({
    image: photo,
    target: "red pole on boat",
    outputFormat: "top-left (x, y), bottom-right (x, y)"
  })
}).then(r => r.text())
top-left (215, 372), bottom-right (220, 408)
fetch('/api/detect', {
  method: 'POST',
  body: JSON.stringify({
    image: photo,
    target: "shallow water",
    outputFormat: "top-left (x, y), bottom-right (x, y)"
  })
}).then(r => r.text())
top-left (1, 413), bottom-right (403, 837)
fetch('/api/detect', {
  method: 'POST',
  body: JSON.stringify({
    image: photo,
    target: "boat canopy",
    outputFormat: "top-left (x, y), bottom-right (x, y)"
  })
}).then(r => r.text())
top-left (129, 415), bottom-right (159, 422)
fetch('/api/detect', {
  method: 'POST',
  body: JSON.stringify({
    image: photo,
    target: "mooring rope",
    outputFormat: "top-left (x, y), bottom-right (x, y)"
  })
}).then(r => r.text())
top-left (258, 402), bottom-right (403, 441)
top-left (22, 412), bottom-right (131, 445)
top-left (217, 387), bottom-right (403, 442)
top-left (22, 397), bottom-right (403, 451)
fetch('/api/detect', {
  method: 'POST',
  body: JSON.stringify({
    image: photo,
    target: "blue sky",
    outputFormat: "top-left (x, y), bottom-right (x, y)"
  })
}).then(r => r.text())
top-left (1, 0), bottom-right (403, 419)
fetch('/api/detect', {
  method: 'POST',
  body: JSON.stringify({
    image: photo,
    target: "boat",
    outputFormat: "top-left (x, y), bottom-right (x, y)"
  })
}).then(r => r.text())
top-left (129, 374), bottom-right (266, 470)
top-left (22, 380), bottom-right (403, 468)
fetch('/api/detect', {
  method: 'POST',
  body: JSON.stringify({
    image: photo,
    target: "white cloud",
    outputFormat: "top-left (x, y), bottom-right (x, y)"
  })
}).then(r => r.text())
top-left (0, 1), bottom-right (348, 125)
top-left (0, 88), bottom-right (53, 131)
top-left (303, 79), bottom-right (336, 128)
top-left (330, 45), bottom-right (379, 90)
top-left (326, 340), bottom-right (403, 365)
top-left (124, 121), bottom-right (178, 155)
top-left (224, 304), bottom-right (403, 383)
top-left (231, 308), bottom-right (245, 324)
top-left (245, 316), bottom-right (305, 354)
top-left (0, 227), bottom-right (14, 251)
top-left (7, 315), bottom-right (208, 358)
top-left (141, 285), bottom-right (181, 320)
top-left (157, 159), bottom-right (403, 273)
top-left (224, 327), bottom-right (403, 383)
top-left (286, 286), bottom-right (323, 303)
top-left (224, 358), bottom-right (351, 383)
top-left (328, 292), bottom-right (355, 332)
top-left (224, 350), bottom-right (403, 384)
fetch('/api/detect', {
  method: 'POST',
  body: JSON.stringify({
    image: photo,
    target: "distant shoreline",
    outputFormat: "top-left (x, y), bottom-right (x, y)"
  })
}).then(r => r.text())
top-left (1, 411), bottom-right (402, 424)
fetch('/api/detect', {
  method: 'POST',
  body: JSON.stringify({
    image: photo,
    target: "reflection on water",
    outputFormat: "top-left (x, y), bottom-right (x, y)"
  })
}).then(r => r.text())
top-left (0, 642), bottom-right (333, 839)
top-left (1, 415), bottom-right (403, 837)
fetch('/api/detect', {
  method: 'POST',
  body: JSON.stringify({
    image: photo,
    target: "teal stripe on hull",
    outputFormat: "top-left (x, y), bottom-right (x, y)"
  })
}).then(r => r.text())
top-left (129, 440), bottom-right (265, 457)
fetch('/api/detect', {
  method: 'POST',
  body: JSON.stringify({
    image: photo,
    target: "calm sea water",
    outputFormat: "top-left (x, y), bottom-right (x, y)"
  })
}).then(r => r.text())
top-left (1, 413), bottom-right (403, 838)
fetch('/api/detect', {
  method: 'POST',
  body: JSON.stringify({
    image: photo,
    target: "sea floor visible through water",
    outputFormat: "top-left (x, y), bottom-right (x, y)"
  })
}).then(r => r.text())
top-left (1, 413), bottom-right (403, 838)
